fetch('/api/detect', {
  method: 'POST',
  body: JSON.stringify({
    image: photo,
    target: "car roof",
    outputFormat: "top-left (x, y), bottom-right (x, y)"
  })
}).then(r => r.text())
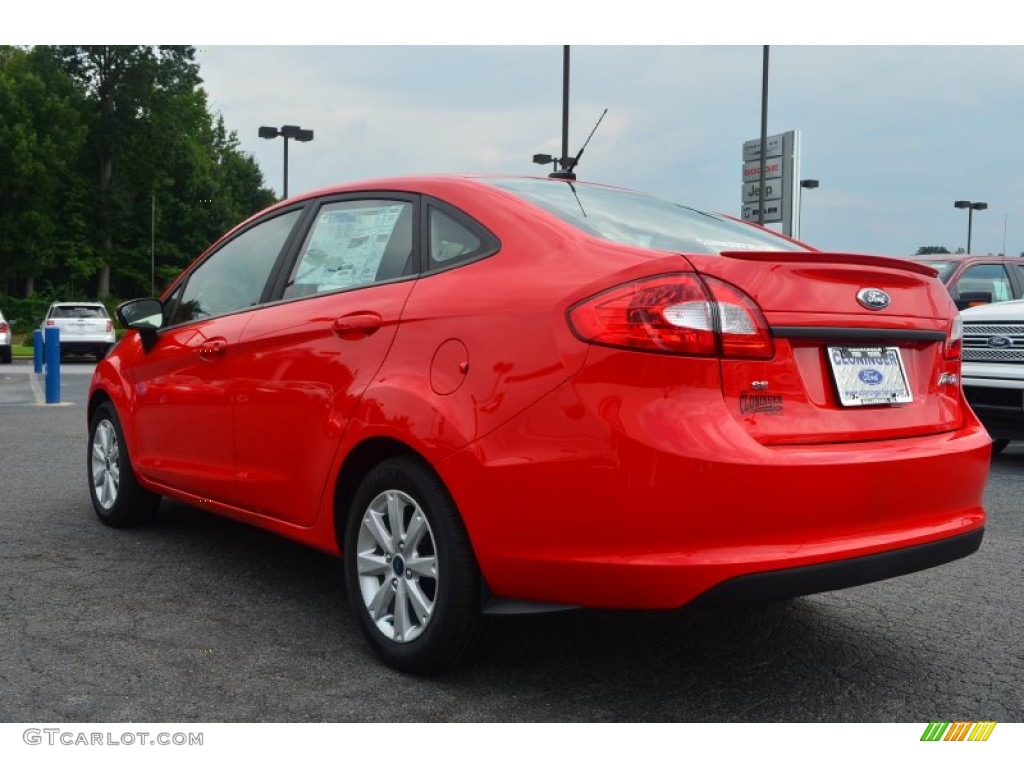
top-left (251, 174), bottom-right (634, 218)
top-left (913, 254), bottom-right (1019, 262)
top-left (201, 174), bottom-right (646, 263)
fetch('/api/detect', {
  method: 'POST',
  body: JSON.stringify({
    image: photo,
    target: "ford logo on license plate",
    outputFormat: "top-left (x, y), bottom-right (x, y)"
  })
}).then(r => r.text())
top-left (859, 368), bottom-right (884, 384)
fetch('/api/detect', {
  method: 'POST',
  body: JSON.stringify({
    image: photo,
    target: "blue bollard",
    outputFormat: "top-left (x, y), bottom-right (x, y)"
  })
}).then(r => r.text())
top-left (44, 326), bottom-right (60, 404)
top-left (33, 329), bottom-right (44, 373)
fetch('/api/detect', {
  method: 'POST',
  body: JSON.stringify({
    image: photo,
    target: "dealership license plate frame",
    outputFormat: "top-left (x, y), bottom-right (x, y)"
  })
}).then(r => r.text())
top-left (827, 345), bottom-right (913, 406)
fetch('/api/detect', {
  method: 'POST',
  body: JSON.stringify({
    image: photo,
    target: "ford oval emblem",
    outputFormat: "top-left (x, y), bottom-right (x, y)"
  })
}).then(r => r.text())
top-left (859, 369), bottom-right (884, 385)
top-left (857, 288), bottom-right (891, 311)
top-left (988, 335), bottom-right (1012, 349)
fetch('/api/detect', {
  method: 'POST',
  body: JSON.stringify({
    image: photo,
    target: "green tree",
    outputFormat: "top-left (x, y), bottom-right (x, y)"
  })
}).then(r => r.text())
top-left (49, 45), bottom-right (276, 298)
top-left (58, 46), bottom-right (203, 297)
top-left (1, 45), bottom-right (276, 302)
top-left (0, 46), bottom-right (90, 295)
top-left (915, 246), bottom-right (951, 255)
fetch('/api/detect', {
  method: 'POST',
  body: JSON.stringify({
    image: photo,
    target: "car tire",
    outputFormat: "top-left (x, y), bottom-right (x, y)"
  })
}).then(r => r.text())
top-left (992, 438), bottom-right (1011, 454)
top-left (0, 347), bottom-right (10, 364)
top-left (88, 402), bottom-right (161, 527)
top-left (344, 456), bottom-right (483, 673)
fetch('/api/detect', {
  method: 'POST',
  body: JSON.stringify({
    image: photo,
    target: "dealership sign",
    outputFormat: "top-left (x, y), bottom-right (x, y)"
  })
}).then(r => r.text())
top-left (741, 130), bottom-right (802, 236)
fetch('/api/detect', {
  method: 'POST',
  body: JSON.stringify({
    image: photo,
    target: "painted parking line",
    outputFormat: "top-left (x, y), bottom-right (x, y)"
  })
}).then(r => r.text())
top-left (28, 370), bottom-right (44, 405)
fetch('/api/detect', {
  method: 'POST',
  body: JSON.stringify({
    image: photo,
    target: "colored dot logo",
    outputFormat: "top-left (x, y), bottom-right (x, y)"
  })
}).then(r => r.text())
top-left (921, 721), bottom-right (997, 742)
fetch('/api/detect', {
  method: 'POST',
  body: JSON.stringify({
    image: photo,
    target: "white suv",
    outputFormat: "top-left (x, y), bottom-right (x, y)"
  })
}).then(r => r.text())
top-left (40, 302), bottom-right (117, 361)
top-left (961, 298), bottom-right (1024, 453)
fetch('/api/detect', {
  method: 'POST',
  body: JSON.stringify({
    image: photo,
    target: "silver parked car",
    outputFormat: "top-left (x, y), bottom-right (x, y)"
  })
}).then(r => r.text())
top-left (0, 308), bottom-right (11, 364)
top-left (40, 302), bottom-right (116, 361)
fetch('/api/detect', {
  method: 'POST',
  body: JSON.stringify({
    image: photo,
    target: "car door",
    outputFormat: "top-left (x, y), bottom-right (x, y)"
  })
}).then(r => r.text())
top-left (230, 196), bottom-right (419, 526)
top-left (129, 208), bottom-right (305, 504)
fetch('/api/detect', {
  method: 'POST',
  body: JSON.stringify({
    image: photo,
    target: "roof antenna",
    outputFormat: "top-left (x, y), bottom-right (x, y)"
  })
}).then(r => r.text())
top-left (555, 108), bottom-right (607, 180)
top-left (532, 108), bottom-right (608, 181)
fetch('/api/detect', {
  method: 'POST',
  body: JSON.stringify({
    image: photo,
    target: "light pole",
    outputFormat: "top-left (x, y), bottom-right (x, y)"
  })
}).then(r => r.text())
top-left (954, 200), bottom-right (988, 254)
top-left (532, 45), bottom-right (575, 178)
top-left (759, 45), bottom-right (769, 226)
top-left (259, 124), bottom-right (314, 199)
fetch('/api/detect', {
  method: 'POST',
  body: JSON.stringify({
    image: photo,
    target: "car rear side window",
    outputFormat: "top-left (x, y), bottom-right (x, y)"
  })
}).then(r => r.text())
top-left (427, 206), bottom-right (498, 270)
top-left (284, 200), bottom-right (414, 299)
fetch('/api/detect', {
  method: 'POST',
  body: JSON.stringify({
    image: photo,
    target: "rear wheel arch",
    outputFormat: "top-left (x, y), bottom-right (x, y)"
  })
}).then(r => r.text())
top-left (333, 438), bottom-right (433, 553)
top-left (332, 438), bottom-right (482, 564)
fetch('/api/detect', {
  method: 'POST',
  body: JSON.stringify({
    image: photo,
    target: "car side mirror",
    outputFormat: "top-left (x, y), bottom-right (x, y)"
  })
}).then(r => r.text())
top-left (117, 298), bottom-right (163, 330)
top-left (955, 291), bottom-right (993, 310)
top-left (117, 298), bottom-right (164, 350)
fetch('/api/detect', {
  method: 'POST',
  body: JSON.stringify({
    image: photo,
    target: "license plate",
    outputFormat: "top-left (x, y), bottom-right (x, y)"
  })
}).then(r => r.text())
top-left (827, 346), bottom-right (913, 406)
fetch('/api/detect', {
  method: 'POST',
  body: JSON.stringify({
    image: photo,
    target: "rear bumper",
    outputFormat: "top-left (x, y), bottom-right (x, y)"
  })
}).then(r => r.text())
top-left (689, 527), bottom-right (984, 606)
top-left (963, 382), bottom-right (1024, 440)
top-left (440, 351), bottom-right (990, 611)
top-left (53, 338), bottom-right (115, 353)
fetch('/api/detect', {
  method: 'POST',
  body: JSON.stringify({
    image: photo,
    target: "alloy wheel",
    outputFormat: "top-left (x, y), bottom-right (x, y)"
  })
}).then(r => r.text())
top-left (355, 489), bottom-right (438, 643)
top-left (91, 419), bottom-right (120, 510)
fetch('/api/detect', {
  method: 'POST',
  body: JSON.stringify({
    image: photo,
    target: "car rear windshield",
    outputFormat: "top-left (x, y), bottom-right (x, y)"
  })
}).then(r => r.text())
top-left (914, 260), bottom-right (957, 282)
top-left (485, 178), bottom-right (810, 255)
top-left (52, 305), bottom-right (108, 318)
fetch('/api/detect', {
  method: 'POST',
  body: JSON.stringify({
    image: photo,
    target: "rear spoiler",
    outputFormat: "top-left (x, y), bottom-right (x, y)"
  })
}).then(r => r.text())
top-left (720, 251), bottom-right (940, 278)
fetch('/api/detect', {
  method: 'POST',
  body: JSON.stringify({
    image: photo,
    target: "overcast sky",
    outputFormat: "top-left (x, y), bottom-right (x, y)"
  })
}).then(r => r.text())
top-left (21, 4), bottom-right (1024, 258)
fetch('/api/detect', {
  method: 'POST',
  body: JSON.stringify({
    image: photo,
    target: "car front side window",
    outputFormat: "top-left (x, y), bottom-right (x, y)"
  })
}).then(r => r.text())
top-left (172, 209), bottom-right (302, 325)
top-left (955, 263), bottom-right (1013, 303)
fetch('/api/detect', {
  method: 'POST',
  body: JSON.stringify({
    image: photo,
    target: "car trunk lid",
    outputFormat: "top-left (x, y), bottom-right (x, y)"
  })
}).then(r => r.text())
top-left (686, 250), bottom-right (963, 445)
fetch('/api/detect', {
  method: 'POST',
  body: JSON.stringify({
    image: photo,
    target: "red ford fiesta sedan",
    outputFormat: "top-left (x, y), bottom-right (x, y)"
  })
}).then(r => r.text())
top-left (87, 175), bottom-right (989, 672)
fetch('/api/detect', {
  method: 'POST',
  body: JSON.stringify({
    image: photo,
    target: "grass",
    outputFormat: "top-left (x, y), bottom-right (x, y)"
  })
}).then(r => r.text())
top-left (11, 334), bottom-right (37, 358)
top-left (9, 330), bottom-right (124, 358)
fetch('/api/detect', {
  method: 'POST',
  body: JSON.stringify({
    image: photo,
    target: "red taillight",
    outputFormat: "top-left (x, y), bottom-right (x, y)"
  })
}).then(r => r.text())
top-left (0, 322), bottom-right (7, 333)
top-left (106, 320), bottom-right (113, 332)
top-left (702, 276), bottom-right (774, 359)
top-left (567, 273), bottom-right (773, 359)
top-left (46, 319), bottom-right (55, 326)
top-left (945, 314), bottom-right (962, 361)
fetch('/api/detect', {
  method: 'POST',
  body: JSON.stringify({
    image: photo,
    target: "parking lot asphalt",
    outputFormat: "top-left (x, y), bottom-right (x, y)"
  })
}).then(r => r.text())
top-left (0, 358), bottom-right (96, 407)
top-left (0, 362), bottom-right (1021, 722)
